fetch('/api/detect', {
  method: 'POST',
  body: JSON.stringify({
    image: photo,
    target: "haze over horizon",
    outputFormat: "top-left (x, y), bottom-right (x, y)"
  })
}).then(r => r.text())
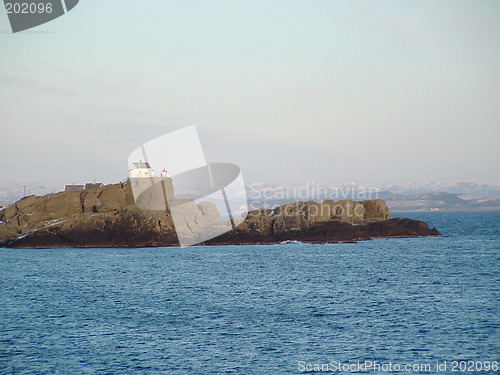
top-left (1, 1), bottom-right (499, 185)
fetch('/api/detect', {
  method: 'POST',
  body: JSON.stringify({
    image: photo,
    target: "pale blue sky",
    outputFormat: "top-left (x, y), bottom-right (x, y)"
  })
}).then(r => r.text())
top-left (1, 0), bottom-right (499, 184)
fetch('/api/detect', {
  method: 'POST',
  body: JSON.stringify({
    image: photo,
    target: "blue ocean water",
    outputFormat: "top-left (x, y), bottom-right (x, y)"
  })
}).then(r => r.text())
top-left (0, 211), bottom-right (499, 374)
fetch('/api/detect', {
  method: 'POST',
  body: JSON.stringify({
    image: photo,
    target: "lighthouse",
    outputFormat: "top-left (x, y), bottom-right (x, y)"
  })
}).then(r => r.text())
top-left (161, 168), bottom-right (170, 178)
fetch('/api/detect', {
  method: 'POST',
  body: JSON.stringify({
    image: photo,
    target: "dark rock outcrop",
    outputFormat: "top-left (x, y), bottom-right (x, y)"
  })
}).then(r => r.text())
top-left (0, 183), bottom-right (440, 248)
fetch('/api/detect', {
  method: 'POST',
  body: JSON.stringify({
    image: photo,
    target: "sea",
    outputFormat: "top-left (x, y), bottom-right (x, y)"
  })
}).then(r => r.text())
top-left (0, 211), bottom-right (499, 374)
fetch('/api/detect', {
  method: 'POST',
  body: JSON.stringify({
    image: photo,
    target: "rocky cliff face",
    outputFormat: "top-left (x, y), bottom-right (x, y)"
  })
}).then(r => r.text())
top-left (0, 183), bottom-right (439, 248)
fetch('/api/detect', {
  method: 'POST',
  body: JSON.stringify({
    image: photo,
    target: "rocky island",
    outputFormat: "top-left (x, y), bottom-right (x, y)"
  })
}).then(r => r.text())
top-left (0, 182), bottom-right (440, 248)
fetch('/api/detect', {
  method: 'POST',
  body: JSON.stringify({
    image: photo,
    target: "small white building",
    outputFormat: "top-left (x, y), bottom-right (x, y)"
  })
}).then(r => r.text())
top-left (129, 161), bottom-right (155, 178)
top-left (161, 168), bottom-right (170, 178)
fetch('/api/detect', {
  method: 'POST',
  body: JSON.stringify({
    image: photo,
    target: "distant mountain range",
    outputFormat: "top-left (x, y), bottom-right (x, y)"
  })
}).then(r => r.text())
top-left (382, 191), bottom-right (500, 212)
top-left (0, 179), bottom-right (65, 202)
top-left (1, 179), bottom-right (500, 212)
top-left (381, 179), bottom-right (500, 197)
top-left (246, 180), bottom-right (500, 212)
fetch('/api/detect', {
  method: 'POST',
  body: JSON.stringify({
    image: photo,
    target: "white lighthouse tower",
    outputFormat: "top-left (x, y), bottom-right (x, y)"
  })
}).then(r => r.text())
top-left (161, 168), bottom-right (170, 178)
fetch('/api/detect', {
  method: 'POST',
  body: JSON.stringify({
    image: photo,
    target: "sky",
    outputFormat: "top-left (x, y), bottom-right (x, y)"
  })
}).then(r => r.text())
top-left (1, 0), bottom-right (499, 185)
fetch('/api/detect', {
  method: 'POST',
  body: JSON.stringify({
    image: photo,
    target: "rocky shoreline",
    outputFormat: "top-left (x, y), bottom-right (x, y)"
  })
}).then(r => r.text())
top-left (0, 183), bottom-right (440, 248)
